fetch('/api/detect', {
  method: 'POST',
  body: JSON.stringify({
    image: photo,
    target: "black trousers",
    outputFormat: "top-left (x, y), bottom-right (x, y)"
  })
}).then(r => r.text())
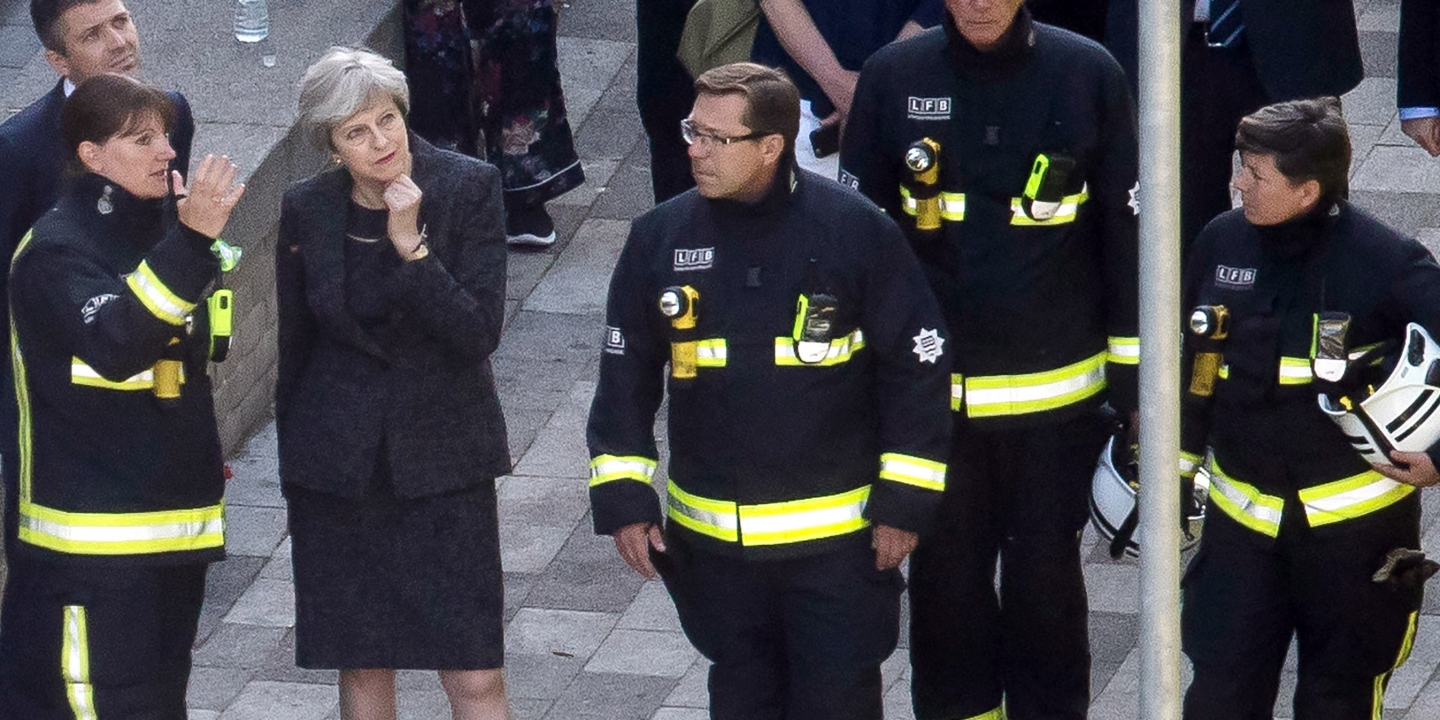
top-left (1182, 499), bottom-right (1423, 720)
top-left (636, 0), bottom-right (697, 204)
top-left (908, 410), bottom-right (1108, 720)
top-left (1181, 28), bottom-right (1272, 255)
top-left (655, 531), bottom-right (903, 720)
top-left (0, 556), bottom-right (207, 719)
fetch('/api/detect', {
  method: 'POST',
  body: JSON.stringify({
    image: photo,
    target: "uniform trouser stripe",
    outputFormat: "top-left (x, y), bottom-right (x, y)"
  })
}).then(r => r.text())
top-left (1373, 611), bottom-right (1420, 718)
top-left (63, 605), bottom-right (97, 720)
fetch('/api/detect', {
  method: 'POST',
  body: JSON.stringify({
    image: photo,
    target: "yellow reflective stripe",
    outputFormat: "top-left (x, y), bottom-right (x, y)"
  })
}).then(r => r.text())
top-left (12, 231), bottom-right (36, 512)
top-left (1298, 470), bottom-right (1415, 527)
top-left (1217, 364), bottom-right (1230, 380)
top-left (1279, 356), bottom-right (1313, 385)
top-left (957, 705), bottom-right (1005, 720)
top-left (879, 453), bottom-right (947, 492)
top-left (962, 351), bottom-right (1108, 417)
top-left (70, 357), bottom-right (185, 391)
top-left (695, 338), bottom-right (727, 367)
top-left (938, 193), bottom-right (966, 220)
top-left (1374, 611), bottom-right (1420, 719)
top-left (950, 373), bottom-right (964, 411)
top-left (899, 188), bottom-right (966, 221)
top-left (1009, 186), bottom-right (1089, 226)
top-left (1179, 451), bottom-right (1201, 479)
top-left (774, 329), bottom-right (866, 367)
top-left (588, 454), bottom-right (657, 487)
top-left (63, 605), bottom-right (96, 720)
top-left (19, 501), bottom-right (226, 555)
top-left (738, 485), bottom-right (871, 546)
top-left (1207, 462), bottom-right (1284, 538)
top-left (1108, 336), bottom-right (1139, 366)
top-left (125, 260), bottom-right (194, 326)
top-left (666, 479), bottom-right (739, 542)
top-left (666, 481), bottom-right (872, 546)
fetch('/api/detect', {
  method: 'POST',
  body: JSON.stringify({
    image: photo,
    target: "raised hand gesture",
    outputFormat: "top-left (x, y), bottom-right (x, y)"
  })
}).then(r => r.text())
top-left (176, 154), bottom-right (245, 239)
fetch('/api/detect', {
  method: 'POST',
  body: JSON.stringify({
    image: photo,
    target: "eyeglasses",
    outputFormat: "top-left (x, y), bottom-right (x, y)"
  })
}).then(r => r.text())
top-left (681, 118), bottom-right (769, 149)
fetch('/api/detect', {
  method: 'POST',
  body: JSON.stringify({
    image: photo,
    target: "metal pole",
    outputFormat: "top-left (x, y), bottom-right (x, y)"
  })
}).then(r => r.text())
top-left (1137, 0), bottom-right (1183, 718)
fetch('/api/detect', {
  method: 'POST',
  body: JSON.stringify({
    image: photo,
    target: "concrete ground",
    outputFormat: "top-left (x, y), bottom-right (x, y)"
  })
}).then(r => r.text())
top-left (5, 0), bottom-right (1440, 717)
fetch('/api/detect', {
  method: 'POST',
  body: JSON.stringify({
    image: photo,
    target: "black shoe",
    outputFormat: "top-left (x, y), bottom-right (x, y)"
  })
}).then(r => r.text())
top-left (506, 203), bottom-right (557, 247)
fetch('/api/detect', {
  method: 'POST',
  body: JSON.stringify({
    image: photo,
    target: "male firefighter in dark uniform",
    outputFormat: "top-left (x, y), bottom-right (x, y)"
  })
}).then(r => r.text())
top-left (840, 1), bottom-right (1139, 718)
top-left (587, 62), bottom-right (952, 719)
top-left (1179, 98), bottom-right (1439, 719)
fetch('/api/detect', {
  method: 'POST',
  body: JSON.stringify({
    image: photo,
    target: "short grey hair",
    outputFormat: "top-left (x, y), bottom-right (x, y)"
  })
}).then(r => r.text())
top-left (298, 47), bottom-right (410, 151)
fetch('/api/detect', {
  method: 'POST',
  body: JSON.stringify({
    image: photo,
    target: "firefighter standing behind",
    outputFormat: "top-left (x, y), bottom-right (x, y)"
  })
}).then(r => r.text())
top-left (1179, 99), bottom-right (1439, 719)
top-left (0, 74), bottom-right (242, 717)
top-left (587, 63), bottom-right (952, 719)
top-left (840, 1), bottom-right (1139, 718)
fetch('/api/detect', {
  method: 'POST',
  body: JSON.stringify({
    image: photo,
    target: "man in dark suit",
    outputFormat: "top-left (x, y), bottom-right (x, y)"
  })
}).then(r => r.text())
top-left (1106, 0), bottom-right (1362, 250)
top-left (1399, 0), bottom-right (1440, 156)
top-left (0, 0), bottom-right (194, 556)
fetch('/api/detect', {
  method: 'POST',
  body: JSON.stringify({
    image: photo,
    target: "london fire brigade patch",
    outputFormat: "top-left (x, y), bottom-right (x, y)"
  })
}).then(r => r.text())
top-left (604, 326), bottom-right (626, 355)
top-left (673, 248), bottom-right (714, 272)
top-left (81, 293), bottom-right (119, 324)
top-left (907, 97), bottom-right (952, 121)
top-left (912, 328), bottom-right (945, 363)
top-left (1215, 265), bottom-right (1256, 290)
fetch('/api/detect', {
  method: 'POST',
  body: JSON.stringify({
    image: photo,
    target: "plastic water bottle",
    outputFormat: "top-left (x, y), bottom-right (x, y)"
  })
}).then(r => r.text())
top-left (234, 0), bottom-right (269, 43)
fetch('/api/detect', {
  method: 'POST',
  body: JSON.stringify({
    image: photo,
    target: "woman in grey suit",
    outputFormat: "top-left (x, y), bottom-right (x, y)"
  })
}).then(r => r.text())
top-left (276, 47), bottom-right (511, 720)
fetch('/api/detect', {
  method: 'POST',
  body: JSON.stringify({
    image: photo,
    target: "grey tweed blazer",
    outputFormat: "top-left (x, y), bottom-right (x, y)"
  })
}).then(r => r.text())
top-left (275, 135), bottom-right (511, 499)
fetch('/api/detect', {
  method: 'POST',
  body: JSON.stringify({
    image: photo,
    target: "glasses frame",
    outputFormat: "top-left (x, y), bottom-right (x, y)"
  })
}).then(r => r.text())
top-left (681, 118), bottom-right (770, 149)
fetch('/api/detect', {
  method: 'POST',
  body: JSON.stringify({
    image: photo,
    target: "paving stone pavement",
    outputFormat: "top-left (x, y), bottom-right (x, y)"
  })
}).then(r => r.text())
top-left (3, 0), bottom-right (1438, 716)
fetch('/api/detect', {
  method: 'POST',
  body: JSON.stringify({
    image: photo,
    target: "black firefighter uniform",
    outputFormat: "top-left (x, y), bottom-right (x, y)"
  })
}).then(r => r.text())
top-left (840, 8), bottom-right (1140, 720)
top-left (0, 173), bottom-right (227, 719)
top-left (1178, 202), bottom-right (1437, 719)
top-left (586, 167), bottom-right (952, 719)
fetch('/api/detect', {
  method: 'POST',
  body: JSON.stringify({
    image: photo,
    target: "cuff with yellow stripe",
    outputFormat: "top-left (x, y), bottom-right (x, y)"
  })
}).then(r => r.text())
top-left (878, 452), bottom-right (946, 492)
top-left (128, 223), bottom-right (220, 325)
top-left (588, 454), bottom-right (657, 487)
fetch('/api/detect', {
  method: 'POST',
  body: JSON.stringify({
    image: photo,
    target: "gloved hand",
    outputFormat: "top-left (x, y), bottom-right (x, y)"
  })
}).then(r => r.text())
top-left (1372, 548), bottom-right (1440, 595)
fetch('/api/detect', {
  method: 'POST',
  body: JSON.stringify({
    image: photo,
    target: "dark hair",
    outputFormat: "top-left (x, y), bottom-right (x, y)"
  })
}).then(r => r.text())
top-left (61, 73), bottom-right (176, 155)
top-left (30, 0), bottom-right (100, 54)
top-left (694, 62), bottom-right (801, 159)
top-left (1234, 97), bottom-right (1351, 202)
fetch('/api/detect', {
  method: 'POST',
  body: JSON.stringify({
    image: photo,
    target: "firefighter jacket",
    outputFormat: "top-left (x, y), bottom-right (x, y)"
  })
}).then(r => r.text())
top-left (839, 8), bottom-right (1140, 428)
top-left (1180, 202), bottom-right (1440, 543)
top-left (9, 173), bottom-right (225, 565)
top-left (586, 167), bottom-right (953, 560)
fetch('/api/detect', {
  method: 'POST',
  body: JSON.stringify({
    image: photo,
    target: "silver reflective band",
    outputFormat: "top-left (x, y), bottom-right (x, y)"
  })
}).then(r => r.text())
top-left (879, 453), bottom-right (946, 491)
top-left (696, 339), bottom-right (728, 366)
top-left (963, 355), bottom-right (1107, 416)
top-left (1108, 337), bottom-right (1140, 365)
top-left (738, 496), bottom-right (868, 540)
top-left (125, 262), bottom-right (193, 325)
top-left (1208, 471), bottom-right (1284, 536)
top-left (19, 504), bottom-right (226, 555)
top-left (22, 514), bottom-right (224, 544)
top-left (588, 455), bottom-right (657, 486)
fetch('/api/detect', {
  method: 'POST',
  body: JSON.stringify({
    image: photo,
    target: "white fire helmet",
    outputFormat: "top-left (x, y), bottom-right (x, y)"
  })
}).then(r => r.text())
top-left (1089, 435), bottom-right (1207, 559)
top-left (1317, 323), bottom-right (1440, 467)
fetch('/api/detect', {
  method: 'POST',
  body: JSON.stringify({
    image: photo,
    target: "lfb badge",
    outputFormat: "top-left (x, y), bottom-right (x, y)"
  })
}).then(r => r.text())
top-left (912, 328), bottom-right (945, 364)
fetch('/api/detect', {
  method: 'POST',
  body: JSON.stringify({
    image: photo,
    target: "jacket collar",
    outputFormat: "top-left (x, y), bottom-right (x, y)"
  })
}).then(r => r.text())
top-left (70, 171), bottom-right (168, 252)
